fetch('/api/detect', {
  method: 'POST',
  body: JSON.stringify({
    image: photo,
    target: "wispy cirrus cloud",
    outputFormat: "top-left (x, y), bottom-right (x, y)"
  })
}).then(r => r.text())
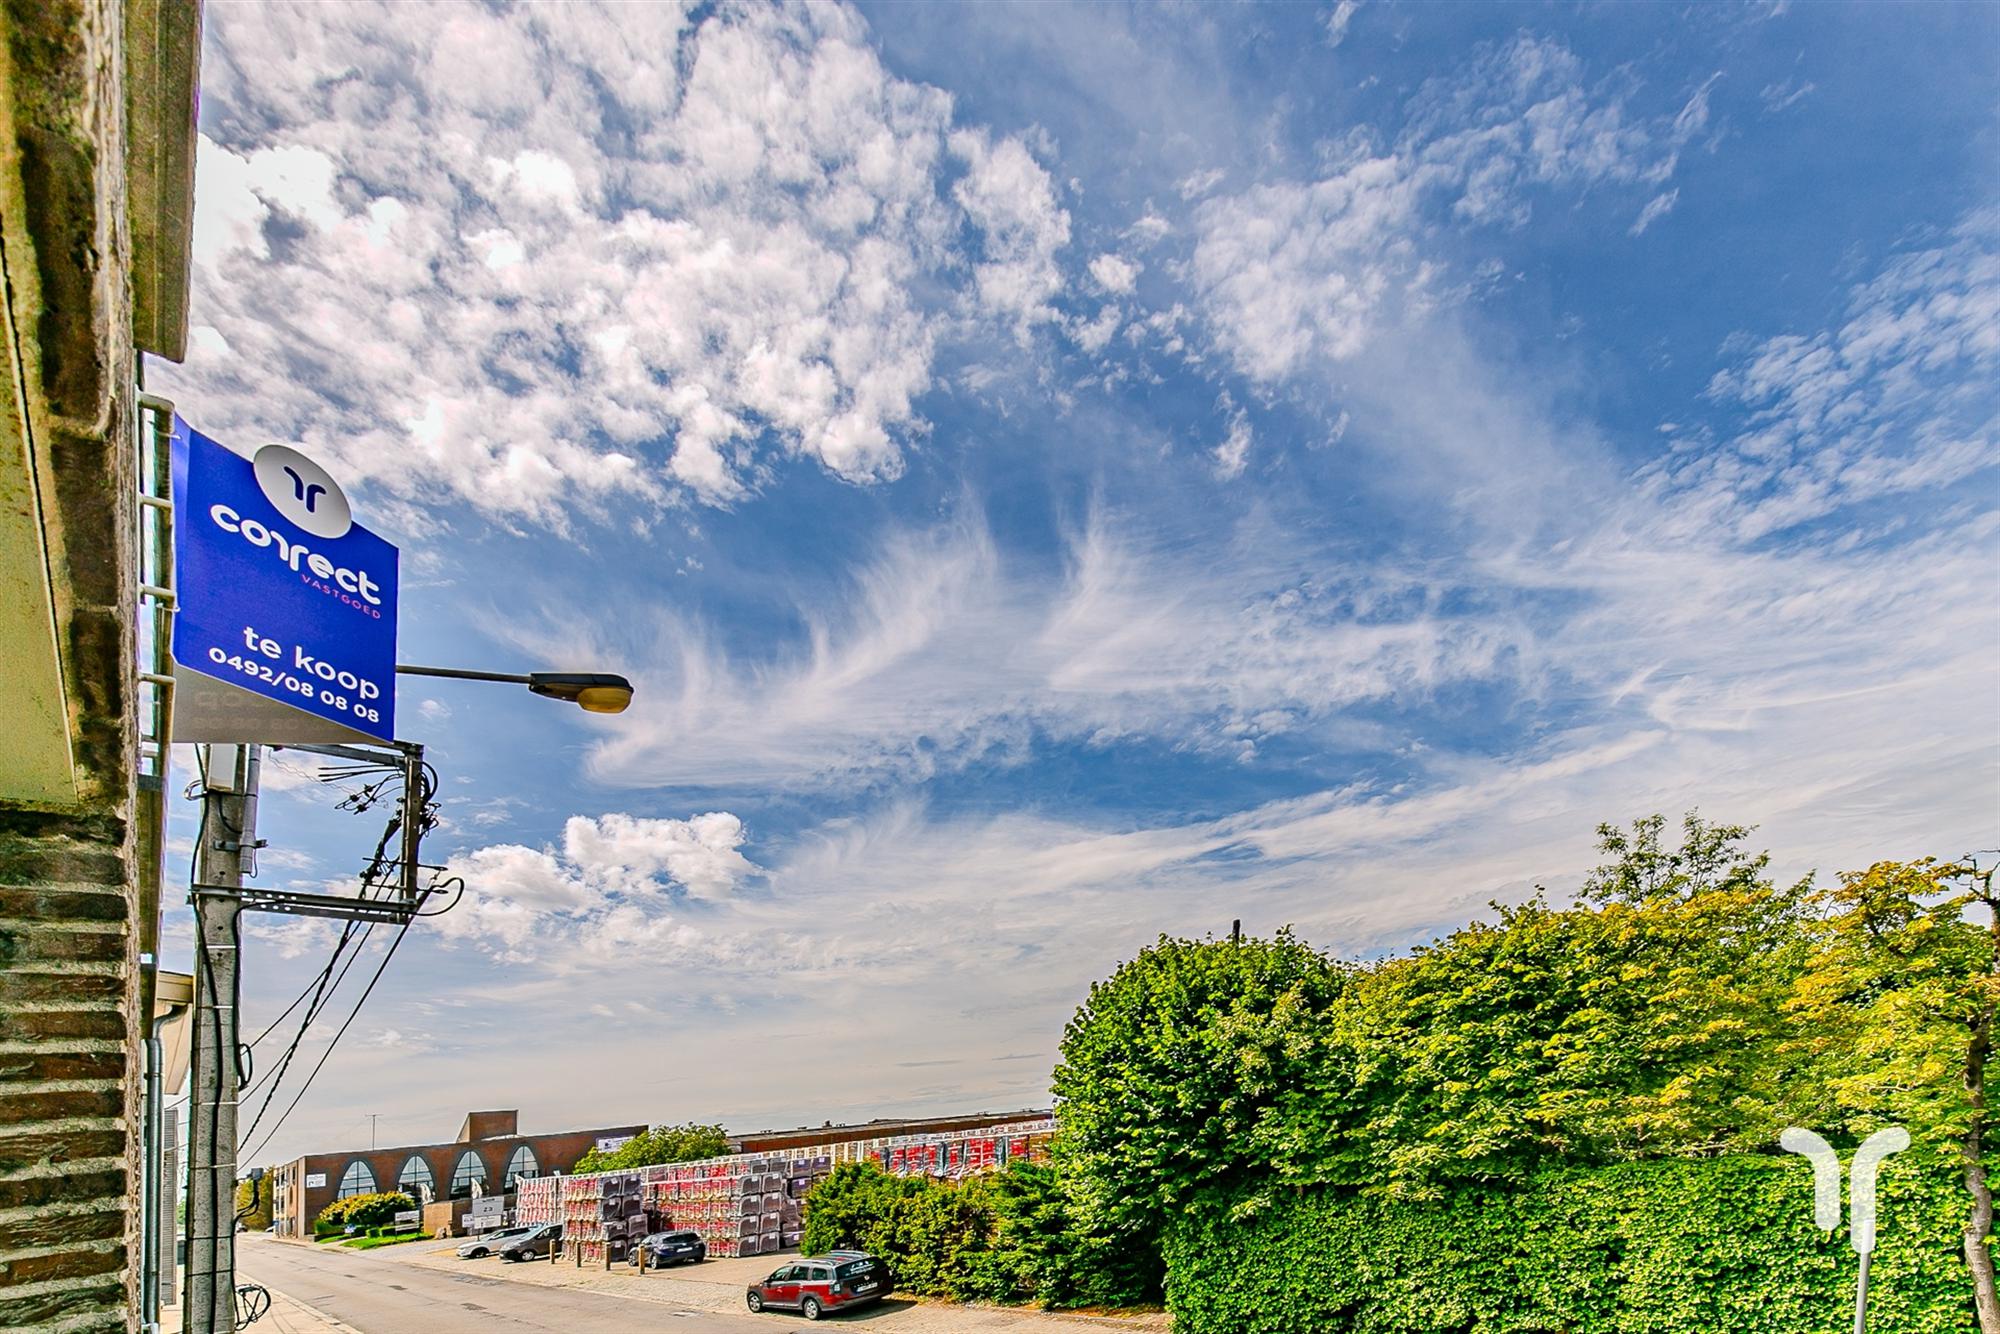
top-left (1184, 35), bottom-right (1718, 383)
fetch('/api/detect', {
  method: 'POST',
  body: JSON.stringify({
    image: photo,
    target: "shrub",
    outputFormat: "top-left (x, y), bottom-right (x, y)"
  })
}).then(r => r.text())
top-left (802, 1160), bottom-right (1152, 1309)
top-left (315, 1191), bottom-right (415, 1232)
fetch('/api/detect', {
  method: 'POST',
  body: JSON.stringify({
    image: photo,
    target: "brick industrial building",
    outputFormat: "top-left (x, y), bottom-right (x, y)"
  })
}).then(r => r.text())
top-left (733, 1109), bottom-right (1053, 1155)
top-left (0, 0), bottom-right (201, 1330)
top-left (270, 1110), bottom-right (645, 1239)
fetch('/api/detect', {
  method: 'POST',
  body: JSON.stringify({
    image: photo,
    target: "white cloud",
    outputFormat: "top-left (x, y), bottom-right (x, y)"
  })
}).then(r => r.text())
top-left (1323, 0), bottom-right (1363, 48)
top-left (1760, 78), bottom-right (1815, 113)
top-left (1212, 408), bottom-right (1252, 479)
top-left (555, 505), bottom-right (1514, 791)
top-left (1660, 208), bottom-right (1999, 542)
top-left (949, 129), bottom-right (1072, 340)
top-left (438, 810), bottom-right (756, 962)
top-left (155, 2), bottom-right (1070, 520)
top-left (1088, 253), bottom-right (1140, 295)
top-left (1187, 36), bottom-right (1714, 382)
top-left (1629, 188), bottom-right (1678, 236)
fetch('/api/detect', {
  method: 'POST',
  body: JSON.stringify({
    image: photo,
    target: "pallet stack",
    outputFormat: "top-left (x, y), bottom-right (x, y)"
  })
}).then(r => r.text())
top-left (514, 1175), bottom-right (561, 1228)
top-left (539, 1119), bottom-right (1056, 1264)
top-left (559, 1174), bottom-right (606, 1264)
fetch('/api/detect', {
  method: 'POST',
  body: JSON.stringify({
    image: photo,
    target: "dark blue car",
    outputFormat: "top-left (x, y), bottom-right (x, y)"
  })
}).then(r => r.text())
top-left (630, 1229), bottom-right (707, 1269)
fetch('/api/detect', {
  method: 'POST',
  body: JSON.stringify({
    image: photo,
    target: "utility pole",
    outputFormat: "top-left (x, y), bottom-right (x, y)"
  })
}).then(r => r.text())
top-left (185, 743), bottom-right (260, 1334)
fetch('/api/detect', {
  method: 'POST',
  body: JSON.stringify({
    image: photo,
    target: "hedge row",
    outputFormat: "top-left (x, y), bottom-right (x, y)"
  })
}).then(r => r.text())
top-left (1163, 1154), bottom-right (1974, 1334)
top-left (801, 1160), bottom-right (1160, 1309)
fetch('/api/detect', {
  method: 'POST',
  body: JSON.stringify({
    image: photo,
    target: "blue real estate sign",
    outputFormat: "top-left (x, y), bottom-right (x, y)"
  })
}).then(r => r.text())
top-left (171, 417), bottom-right (398, 742)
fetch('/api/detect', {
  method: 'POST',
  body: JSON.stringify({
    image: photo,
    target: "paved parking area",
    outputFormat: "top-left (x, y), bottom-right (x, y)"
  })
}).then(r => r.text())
top-left (389, 1236), bottom-right (1171, 1332)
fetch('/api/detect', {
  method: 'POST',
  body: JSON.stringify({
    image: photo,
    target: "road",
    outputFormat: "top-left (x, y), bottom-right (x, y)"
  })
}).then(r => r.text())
top-left (237, 1236), bottom-right (772, 1334)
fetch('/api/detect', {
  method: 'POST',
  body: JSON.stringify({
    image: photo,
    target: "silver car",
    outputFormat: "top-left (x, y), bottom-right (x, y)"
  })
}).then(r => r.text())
top-left (457, 1225), bottom-right (530, 1259)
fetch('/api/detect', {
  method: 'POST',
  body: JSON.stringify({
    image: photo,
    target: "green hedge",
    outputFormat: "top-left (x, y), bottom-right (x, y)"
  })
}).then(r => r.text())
top-left (1163, 1154), bottom-right (1974, 1334)
top-left (800, 1160), bottom-right (1158, 1309)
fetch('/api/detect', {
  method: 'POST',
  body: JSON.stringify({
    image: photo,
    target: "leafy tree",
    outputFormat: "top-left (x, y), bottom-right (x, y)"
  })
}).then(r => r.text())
top-left (234, 1172), bottom-right (274, 1230)
top-left (1326, 814), bottom-right (1816, 1195)
top-left (1051, 928), bottom-right (1349, 1292)
top-left (573, 1121), bottom-right (729, 1173)
top-left (1581, 810), bottom-right (1781, 905)
top-left (1790, 858), bottom-right (2000, 1333)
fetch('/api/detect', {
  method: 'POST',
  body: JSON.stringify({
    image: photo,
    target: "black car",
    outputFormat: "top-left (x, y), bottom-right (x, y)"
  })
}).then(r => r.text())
top-left (496, 1223), bottom-right (562, 1261)
top-left (629, 1229), bottom-right (706, 1269)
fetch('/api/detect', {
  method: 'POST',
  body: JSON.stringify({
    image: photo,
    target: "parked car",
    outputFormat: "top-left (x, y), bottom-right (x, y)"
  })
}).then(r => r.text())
top-left (628, 1229), bottom-right (706, 1269)
top-left (457, 1226), bottom-right (531, 1259)
top-left (745, 1252), bottom-right (891, 1320)
top-left (496, 1223), bottom-right (563, 1262)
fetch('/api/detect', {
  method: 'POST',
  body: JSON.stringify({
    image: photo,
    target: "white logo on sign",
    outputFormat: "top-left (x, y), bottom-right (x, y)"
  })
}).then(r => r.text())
top-left (253, 444), bottom-right (353, 540)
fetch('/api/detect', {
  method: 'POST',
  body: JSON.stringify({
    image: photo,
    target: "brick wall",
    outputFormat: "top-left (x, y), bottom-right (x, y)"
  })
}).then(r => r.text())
top-left (273, 1125), bottom-right (644, 1238)
top-left (0, 0), bottom-right (145, 1328)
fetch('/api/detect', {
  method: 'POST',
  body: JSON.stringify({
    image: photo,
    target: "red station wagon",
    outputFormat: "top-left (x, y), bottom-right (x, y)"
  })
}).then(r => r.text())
top-left (745, 1252), bottom-right (892, 1319)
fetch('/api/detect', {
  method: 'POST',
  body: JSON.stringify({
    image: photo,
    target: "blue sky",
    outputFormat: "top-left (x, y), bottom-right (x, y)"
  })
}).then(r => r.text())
top-left (154, 1), bottom-right (1998, 1167)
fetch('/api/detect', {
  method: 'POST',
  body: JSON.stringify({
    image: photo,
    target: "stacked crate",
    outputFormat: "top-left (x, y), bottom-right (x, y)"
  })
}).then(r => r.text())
top-left (536, 1120), bottom-right (1054, 1264)
top-left (874, 1119), bottom-right (1056, 1180)
top-left (515, 1175), bottom-right (561, 1228)
top-left (560, 1174), bottom-right (605, 1263)
top-left (643, 1158), bottom-right (749, 1259)
top-left (600, 1172), bottom-right (644, 1262)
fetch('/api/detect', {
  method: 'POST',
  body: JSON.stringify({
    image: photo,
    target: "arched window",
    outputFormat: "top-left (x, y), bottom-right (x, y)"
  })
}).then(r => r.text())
top-left (449, 1149), bottom-right (487, 1198)
top-left (336, 1159), bottom-right (376, 1199)
top-left (397, 1155), bottom-right (435, 1200)
top-left (503, 1145), bottom-right (538, 1189)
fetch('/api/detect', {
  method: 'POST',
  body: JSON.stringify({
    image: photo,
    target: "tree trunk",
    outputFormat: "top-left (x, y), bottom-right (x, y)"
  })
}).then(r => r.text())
top-left (1970, 926), bottom-right (2000, 1334)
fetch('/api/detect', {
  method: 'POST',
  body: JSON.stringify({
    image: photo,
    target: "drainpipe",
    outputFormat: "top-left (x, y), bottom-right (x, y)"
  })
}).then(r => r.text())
top-left (142, 980), bottom-right (189, 1333)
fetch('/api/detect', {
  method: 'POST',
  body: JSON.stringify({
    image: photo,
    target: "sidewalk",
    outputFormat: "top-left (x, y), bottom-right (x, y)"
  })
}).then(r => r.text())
top-left (158, 1273), bottom-right (360, 1334)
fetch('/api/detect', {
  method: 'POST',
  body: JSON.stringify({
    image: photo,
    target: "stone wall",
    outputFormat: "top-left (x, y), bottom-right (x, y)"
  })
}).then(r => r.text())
top-left (0, 0), bottom-right (144, 1328)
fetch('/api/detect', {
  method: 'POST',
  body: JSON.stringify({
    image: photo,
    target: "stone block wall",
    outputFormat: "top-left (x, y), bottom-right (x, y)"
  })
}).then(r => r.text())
top-left (0, 0), bottom-right (145, 1328)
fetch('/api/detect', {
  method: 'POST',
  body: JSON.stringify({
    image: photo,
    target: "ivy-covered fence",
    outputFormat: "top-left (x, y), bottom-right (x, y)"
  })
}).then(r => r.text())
top-left (1163, 1154), bottom-right (1974, 1334)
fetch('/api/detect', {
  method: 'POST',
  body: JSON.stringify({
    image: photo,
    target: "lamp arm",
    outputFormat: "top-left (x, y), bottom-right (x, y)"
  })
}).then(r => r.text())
top-left (394, 665), bottom-right (533, 685)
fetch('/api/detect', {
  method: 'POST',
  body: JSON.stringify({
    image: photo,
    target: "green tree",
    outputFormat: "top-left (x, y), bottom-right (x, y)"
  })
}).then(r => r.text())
top-left (1790, 858), bottom-right (2000, 1333)
top-left (1581, 810), bottom-right (1780, 905)
top-left (573, 1121), bottom-right (730, 1173)
top-left (1050, 928), bottom-right (1350, 1293)
top-left (234, 1172), bottom-right (274, 1230)
top-left (1328, 813), bottom-right (1816, 1195)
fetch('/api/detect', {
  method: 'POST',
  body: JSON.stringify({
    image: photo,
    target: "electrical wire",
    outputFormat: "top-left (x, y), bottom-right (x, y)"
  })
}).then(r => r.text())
top-left (238, 757), bottom-right (441, 1159)
top-left (239, 909), bottom-right (419, 1165)
top-left (238, 764), bottom-right (421, 1135)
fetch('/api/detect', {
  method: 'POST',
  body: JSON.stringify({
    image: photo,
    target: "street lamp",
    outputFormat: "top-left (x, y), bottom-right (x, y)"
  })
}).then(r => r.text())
top-left (394, 664), bottom-right (636, 714)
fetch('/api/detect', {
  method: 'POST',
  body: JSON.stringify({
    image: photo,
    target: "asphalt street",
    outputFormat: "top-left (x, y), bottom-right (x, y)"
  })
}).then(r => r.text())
top-left (236, 1237), bottom-right (773, 1334)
